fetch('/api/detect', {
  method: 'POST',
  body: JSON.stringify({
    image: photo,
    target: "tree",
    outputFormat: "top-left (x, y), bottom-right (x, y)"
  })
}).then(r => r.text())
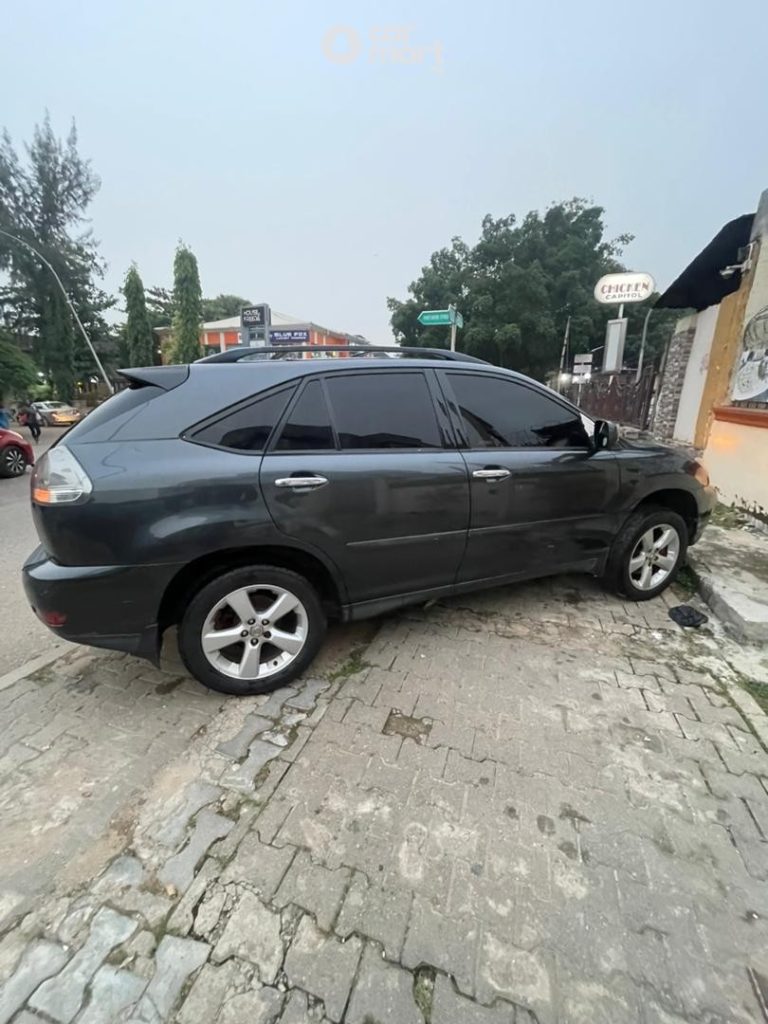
top-left (201, 294), bottom-right (253, 322)
top-left (0, 333), bottom-right (38, 400)
top-left (170, 243), bottom-right (202, 363)
top-left (388, 198), bottom-right (639, 380)
top-left (145, 286), bottom-right (174, 331)
top-left (0, 114), bottom-right (112, 399)
top-left (123, 264), bottom-right (154, 366)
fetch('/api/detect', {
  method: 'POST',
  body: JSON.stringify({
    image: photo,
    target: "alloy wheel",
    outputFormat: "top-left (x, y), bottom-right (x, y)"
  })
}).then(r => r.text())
top-left (200, 584), bottom-right (308, 681)
top-left (628, 523), bottom-right (680, 592)
top-left (5, 448), bottom-right (26, 475)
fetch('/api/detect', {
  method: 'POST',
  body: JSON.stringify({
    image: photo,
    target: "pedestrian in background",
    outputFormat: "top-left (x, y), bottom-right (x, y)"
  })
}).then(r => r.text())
top-left (25, 402), bottom-right (41, 443)
top-left (0, 404), bottom-right (10, 429)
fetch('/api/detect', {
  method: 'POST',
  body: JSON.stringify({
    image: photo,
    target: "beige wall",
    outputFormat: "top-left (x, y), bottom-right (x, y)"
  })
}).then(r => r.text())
top-left (672, 304), bottom-right (719, 444)
top-left (703, 419), bottom-right (768, 515)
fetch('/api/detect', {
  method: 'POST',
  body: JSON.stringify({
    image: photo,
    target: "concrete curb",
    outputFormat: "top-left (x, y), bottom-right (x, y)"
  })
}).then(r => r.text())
top-left (686, 545), bottom-right (768, 644)
top-left (0, 646), bottom-right (71, 693)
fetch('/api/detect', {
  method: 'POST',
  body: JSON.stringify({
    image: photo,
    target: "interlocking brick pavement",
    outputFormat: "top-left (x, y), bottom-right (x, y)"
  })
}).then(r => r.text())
top-left (0, 579), bottom-right (767, 1022)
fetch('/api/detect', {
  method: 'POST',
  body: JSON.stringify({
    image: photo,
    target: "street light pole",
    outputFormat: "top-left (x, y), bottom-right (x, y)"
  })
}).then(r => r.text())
top-left (0, 227), bottom-right (114, 394)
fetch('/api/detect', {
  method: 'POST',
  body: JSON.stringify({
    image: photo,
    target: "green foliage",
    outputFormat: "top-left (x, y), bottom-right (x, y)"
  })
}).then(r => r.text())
top-left (123, 264), bottom-right (155, 366)
top-left (388, 198), bottom-right (672, 380)
top-left (0, 334), bottom-right (38, 399)
top-left (201, 294), bottom-right (252, 322)
top-left (170, 243), bottom-right (202, 364)
top-left (0, 114), bottom-right (113, 400)
top-left (145, 285), bottom-right (174, 331)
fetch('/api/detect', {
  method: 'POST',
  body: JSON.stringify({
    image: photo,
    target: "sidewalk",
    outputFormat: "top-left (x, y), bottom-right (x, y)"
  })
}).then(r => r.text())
top-left (1, 575), bottom-right (767, 1023)
top-left (688, 520), bottom-right (768, 643)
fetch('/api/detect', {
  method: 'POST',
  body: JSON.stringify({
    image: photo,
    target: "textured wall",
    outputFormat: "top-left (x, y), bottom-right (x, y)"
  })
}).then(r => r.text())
top-left (651, 314), bottom-right (697, 439)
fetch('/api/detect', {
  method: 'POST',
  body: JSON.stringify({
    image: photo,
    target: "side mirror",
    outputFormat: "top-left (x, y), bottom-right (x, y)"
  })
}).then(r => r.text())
top-left (593, 419), bottom-right (619, 451)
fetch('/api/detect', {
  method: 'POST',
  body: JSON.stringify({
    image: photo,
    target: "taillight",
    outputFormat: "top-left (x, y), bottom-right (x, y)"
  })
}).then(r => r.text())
top-left (32, 446), bottom-right (93, 504)
top-left (685, 460), bottom-right (710, 487)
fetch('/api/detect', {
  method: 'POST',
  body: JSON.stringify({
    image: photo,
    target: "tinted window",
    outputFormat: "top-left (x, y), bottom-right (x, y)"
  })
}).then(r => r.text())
top-left (448, 373), bottom-right (590, 449)
top-left (192, 386), bottom-right (295, 451)
top-left (275, 380), bottom-right (334, 451)
top-left (326, 373), bottom-right (441, 449)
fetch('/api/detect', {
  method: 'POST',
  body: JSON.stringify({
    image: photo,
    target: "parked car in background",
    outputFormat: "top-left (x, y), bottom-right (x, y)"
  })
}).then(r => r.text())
top-left (0, 428), bottom-right (34, 477)
top-left (23, 347), bottom-right (716, 697)
top-left (32, 402), bottom-right (82, 427)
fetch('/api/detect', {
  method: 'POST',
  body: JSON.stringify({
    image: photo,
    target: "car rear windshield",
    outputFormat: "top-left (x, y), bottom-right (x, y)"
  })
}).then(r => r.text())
top-left (64, 385), bottom-right (164, 441)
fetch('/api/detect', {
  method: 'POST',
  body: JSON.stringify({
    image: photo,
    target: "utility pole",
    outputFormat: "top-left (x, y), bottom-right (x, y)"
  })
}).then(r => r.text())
top-left (557, 315), bottom-right (571, 392)
top-left (635, 307), bottom-right (653, 383)
top-left (0, 227), bottom-right (114, 394)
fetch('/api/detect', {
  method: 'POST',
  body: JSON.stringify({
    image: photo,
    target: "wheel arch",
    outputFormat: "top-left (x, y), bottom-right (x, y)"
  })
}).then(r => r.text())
top-left (157, 544), bottom-right (344, 635)
top-left (632, 489), bottom-right (698, 542)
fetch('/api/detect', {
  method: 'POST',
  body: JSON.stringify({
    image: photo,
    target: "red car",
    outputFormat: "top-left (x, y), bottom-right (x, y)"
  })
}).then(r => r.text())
top-left (0, 428), bottom-right (34, 478)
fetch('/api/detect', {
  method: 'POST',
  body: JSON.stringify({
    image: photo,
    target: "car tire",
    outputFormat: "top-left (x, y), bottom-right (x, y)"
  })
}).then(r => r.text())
top-left (604, 505), bottom-right (688, 601)
top-left (0, 445), bottom-right (29, 478)
top-left (178, 565), bottom-right (327, 696)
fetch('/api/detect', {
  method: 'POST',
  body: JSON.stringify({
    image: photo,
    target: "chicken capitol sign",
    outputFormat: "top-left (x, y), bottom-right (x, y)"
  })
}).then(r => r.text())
top-left (594, 272), bottom-right (655, 304)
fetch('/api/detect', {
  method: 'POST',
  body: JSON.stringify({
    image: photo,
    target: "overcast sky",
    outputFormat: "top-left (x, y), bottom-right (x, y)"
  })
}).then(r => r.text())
top-left (3, 0), bottom-right (767, 343)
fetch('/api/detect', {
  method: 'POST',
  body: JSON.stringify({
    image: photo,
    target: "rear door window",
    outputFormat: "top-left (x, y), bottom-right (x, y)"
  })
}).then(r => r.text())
top-left (324, 372), bottom-right (441, 449)
top-left (274, 380), bottom-right (335, 451)
top-left (190, 386), bottom-right (296, 451)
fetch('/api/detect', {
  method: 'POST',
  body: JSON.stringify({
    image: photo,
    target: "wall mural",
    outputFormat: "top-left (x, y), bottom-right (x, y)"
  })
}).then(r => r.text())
top-left (732, 305), bottom-right (768, 403)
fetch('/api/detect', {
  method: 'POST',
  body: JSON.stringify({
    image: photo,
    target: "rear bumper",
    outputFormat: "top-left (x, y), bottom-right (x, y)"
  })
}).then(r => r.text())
top-left (22, 546), bottom-right (180, 664)
top-left (691, 485), bottom-right (718, 544)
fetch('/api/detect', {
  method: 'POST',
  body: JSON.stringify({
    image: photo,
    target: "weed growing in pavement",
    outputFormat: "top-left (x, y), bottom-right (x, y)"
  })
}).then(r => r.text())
top-left (327, 646), bottom-right (372, 682)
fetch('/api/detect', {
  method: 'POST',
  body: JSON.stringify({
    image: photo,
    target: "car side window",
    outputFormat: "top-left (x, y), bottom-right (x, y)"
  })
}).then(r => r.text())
top-left (190, 386), bottom-right (296, 451)
top-left (274, 380), bottom-right (335, 451)
top-left (447, 373), bottom-right (590, 449)
top-left (325, 372), bottom-right (441, 450)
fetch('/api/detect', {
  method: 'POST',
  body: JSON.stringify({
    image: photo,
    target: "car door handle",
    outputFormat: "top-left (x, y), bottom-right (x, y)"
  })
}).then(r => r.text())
top-left (472, 468), bottom-right (511, 481)
top-left (275, 475), bottom-right (329, 490)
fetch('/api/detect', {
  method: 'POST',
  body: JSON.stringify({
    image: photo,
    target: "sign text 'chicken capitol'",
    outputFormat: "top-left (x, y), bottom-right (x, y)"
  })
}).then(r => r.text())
top-left (593, 271), bottom-right (656, 304)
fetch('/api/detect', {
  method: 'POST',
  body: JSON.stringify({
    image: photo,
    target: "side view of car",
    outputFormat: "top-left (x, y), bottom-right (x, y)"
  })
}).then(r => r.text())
top-left (23, 347), bottom-right (716, 696)
top-left (32, 401), bottom-right (82, 427)
top-left (0, 427), bottom-right (34, 478)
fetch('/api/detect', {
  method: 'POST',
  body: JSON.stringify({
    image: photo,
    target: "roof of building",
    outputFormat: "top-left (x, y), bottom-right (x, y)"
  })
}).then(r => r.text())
top-left (655, 213), bottom-right (755, 311)
top-left (154, 311), bottom-right (369, 344)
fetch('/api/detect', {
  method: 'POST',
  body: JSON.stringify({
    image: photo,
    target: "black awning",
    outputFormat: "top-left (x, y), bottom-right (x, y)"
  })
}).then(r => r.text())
top-left (655, 213), bottom-right (754, 311)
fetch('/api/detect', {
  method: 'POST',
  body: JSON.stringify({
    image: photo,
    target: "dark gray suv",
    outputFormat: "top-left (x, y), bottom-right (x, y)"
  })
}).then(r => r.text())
top-left (23, 347), bottom-right (715, 695)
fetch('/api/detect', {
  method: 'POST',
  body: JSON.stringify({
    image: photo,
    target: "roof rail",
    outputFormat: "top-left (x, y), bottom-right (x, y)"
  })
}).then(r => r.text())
top-left (195, 345), bottom-right (487, 365)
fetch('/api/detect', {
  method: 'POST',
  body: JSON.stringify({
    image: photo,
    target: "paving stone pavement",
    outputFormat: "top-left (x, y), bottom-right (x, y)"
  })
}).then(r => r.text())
top-left (1, 577), bottom-right (768, 1023)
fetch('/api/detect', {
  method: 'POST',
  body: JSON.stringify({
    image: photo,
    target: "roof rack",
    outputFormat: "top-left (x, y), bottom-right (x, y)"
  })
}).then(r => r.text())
top-left (196, 345), bottom-right (487, 365)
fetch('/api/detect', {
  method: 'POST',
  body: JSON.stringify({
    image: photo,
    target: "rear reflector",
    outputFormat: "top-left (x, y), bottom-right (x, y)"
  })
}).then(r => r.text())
top-left (40, 610), bottom-right (67, 627)
top-left (32, 445), bottom-right (92, 504)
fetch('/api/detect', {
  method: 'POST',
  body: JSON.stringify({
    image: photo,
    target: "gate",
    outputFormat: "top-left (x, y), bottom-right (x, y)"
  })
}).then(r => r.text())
top-left (564, 367), bottom-right (656, 429)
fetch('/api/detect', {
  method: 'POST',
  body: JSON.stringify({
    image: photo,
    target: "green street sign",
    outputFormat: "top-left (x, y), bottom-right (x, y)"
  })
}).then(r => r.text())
top-left (418, 309), bottom-right (453, 326)
top-left (455, 311), bottom-right (464, 329)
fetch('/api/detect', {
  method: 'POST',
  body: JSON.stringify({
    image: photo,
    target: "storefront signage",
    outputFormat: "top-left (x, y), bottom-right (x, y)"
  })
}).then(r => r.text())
top-left (594, 272), bottom-right (655, 304)
top-left (270, 329), bottom-right (310, 345)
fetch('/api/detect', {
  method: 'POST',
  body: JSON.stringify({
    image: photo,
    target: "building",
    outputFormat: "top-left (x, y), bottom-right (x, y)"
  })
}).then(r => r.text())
top-left (155, 309), bottom-right (369, 359)
top-left (651, 188), bottom-right (768, 514)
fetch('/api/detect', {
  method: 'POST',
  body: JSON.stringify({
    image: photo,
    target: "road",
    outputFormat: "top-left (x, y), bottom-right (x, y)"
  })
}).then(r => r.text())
top-left (0, 427), bottom-right (70, 675)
